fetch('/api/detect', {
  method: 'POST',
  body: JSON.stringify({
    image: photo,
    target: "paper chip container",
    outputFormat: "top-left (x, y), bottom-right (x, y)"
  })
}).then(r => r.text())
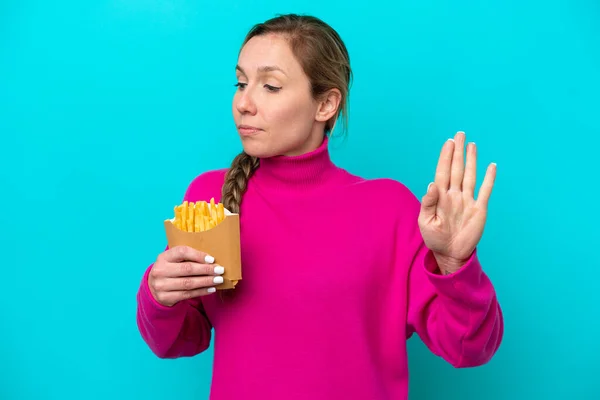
top-left (163, 206), bottom-right (241, 290)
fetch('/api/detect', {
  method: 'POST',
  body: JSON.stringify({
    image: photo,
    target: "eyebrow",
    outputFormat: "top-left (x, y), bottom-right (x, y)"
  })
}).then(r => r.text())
top-left (236, 65), bottom-right (287, 76)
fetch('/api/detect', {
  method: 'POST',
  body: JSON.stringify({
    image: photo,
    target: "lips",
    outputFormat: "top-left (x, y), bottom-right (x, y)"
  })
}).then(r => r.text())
top-left (238, 125), bottom-right (263, 136)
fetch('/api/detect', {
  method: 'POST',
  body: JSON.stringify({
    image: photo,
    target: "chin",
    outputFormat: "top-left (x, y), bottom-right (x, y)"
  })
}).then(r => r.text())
top-left (240, 137), bottom-right (278, 159)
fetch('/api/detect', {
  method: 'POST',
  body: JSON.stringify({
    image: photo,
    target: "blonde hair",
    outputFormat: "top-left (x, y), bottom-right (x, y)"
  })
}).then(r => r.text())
top-left (221, 14), bottom-right (353, 214)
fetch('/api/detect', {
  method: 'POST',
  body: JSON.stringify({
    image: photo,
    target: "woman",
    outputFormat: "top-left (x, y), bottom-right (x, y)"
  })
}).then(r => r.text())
top-left (136, 13), bottom-right (503, 400)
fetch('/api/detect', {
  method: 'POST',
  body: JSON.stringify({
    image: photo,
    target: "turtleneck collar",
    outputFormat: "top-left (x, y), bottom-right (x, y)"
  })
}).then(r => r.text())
top-left (252, 136), bottom-right (339, 191)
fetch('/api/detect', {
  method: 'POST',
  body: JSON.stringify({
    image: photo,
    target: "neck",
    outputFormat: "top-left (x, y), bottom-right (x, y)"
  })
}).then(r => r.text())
top-left (252, 136), bottom-right (339, 191)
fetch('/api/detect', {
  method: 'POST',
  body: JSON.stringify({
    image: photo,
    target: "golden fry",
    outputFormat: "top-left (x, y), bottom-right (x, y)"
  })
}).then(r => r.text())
top-left (185, 201), bottom-right (192, 232)
top-left (181, 201), bottom-right (188, 232)
top-left (174, 205), bottom-right (182, 229)
top-left (199, 213), bottom-right (206, 231)
top-left (202, 201), bottom-right (209, 219)
top-left (194, 204), bottom-right (201, 232)
top-left (217, 203), bottom-right (224, 223)
top-left (171, 198), bottom-right (227, 232)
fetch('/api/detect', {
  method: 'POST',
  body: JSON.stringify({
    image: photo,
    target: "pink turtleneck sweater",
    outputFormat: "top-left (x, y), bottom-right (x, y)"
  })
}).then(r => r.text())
top-left (136, 138), bottom-right (503, 399)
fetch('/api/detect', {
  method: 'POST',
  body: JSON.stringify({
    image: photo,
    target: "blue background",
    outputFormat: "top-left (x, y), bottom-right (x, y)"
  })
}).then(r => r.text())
top-left (1, 1), bottom-right (598, 399)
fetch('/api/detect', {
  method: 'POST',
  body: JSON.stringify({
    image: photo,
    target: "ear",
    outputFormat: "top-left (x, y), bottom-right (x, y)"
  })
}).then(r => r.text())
top-left (315, 88), bottom-right (342, 124)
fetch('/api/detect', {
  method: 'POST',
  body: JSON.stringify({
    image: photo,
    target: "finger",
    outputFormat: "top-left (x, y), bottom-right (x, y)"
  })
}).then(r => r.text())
top-left (164, 262), bottom-right (225, 278)
top-left (476, 162), bottom-right (497, 209)
top-left (162, 245), bottom-right (215, 264)
top-left (157, 275), bottom-right (224, 291)
top-left (157, 287), bottom-right (217, 305)
top-left (449, 131), bottom-right (466, 190)
top-left (463, 142), bottom-right (477, 199)
top-left (420, 182), bottom-right (439, 221)
top-left (434, 138), bottom-right (455, 191)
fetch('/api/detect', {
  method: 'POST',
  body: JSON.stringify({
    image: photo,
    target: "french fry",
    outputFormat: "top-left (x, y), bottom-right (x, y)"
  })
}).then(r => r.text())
top-left (169, 197), bottom-right (227, 233)
top-left (217, 203), bottom-right (224, 223)
top-left (194, 204), bottom-right (201, 233)
top-left (187, 202), bottom-right (194, 232)
top-left (174, 205), bottom-right (182, 229)
top-left (181, 201), bottom-right (188, 232)
top-left (199, 212), bottom-right (206, 232)
top-left (202, 201), bottom-right (209, 219)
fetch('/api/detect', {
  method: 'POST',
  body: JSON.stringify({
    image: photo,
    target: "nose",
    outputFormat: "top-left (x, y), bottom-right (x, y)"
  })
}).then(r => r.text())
top-left (235, 88), bottom-right (257, 115)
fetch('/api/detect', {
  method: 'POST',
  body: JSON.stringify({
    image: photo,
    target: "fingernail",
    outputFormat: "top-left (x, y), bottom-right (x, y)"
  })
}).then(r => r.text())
top-left (448, 138), bottom-right (455, 142)
top-left (427, 182), bottom-right (433, 193)
top-left (213, 276), bottom-right (224, 284)
top-left (205, 255), bottom-right (215, 264)
top-left (207, 287), bottom-right (216, 293)
top-left (214, 266), bottom-right (225, 275)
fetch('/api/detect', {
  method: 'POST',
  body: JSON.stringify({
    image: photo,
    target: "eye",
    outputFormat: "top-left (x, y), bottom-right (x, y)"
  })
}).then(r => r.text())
top-left (265, 84), bottom-right (282, 92)
top-left (234, 82), bottom-right (247, 90)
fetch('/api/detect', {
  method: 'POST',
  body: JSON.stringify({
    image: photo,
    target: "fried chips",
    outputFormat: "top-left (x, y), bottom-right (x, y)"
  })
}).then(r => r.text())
top-left (171, 198), bottom-right (225, 232)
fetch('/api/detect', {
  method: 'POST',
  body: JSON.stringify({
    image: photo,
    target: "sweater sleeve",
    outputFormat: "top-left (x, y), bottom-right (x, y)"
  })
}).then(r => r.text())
top-left (135, 171), bottom-right (226, 358)
top-left (405, 238), bottom-right (504, 368)
top-left (136, 260), bottom-right (213, 358)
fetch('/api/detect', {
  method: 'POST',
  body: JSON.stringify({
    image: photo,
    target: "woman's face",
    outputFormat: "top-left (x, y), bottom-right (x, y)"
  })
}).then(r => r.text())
top-left (232, 34), bottom-right (331, 158)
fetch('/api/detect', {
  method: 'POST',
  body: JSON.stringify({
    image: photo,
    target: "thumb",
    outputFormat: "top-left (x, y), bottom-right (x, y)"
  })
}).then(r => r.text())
top-left (420, 182), bottom-right (439, 218)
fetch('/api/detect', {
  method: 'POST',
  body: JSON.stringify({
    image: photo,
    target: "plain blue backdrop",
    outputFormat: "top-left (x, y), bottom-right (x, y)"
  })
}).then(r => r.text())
top-left (1, 1), bottom-right (598, 399)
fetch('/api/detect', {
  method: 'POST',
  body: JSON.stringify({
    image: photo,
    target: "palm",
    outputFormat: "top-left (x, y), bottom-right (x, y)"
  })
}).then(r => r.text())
top-left (418, 132), bottom-right (497, 263)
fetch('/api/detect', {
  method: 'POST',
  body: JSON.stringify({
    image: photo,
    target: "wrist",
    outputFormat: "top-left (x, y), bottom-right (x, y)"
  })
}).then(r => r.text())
top-left (432, 252), bottom-right (469, 275)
